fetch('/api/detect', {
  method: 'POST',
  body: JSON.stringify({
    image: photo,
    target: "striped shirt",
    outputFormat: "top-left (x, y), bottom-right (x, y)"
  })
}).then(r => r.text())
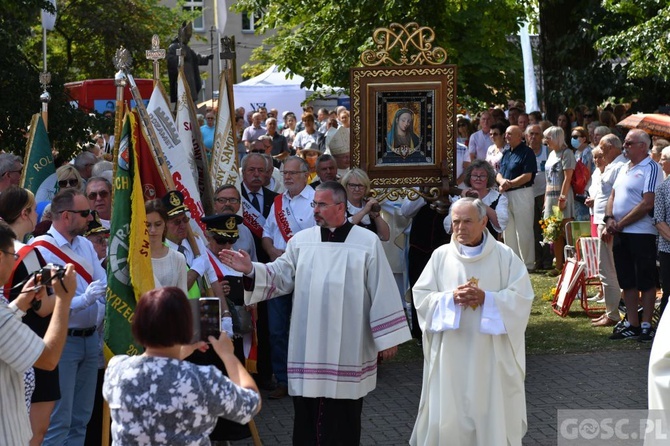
top-left (612, 156), bottom-right (661, 234)
top-left (0, 302), bottom-right (44, 445)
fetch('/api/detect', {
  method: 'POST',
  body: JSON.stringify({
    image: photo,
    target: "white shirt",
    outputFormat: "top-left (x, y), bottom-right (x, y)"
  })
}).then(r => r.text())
top-left (263, 185), bottom-right (316, 250)
top-left (612, 156), bottom-right (661, 234)
top-left (0, 303), bottom-right (44, 445)
top-left (468, 130), bottom-right (492, 161)
top-left (31, 226), bottom-right (107, 328)
top-left (166, 236), bottom-right (218, 284)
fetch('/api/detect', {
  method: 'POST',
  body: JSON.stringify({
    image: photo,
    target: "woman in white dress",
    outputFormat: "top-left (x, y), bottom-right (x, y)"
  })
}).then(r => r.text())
top-left (145, 200), bottom-right (188, 293)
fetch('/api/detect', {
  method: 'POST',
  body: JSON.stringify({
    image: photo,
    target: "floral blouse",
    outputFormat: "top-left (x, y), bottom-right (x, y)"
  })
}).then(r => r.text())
top-left (103, 355), bottom-right (260, 445)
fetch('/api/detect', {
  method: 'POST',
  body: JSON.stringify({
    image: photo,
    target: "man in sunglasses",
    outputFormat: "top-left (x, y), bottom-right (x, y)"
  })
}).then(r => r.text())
top-left (30, 189), bottom-right (108, 445)
top-left (0, 153), bottom-right (22, 194)
top-left (86, 177), bottom-right (112, 229)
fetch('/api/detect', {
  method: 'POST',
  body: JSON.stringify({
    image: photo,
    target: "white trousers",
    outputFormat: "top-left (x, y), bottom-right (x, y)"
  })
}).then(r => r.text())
top-left (503, 187), bottom-right (535, 270)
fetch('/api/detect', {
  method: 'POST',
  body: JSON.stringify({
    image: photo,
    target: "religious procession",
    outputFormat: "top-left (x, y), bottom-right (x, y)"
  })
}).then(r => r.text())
top-left (4, 2), bottom-right (670, 446)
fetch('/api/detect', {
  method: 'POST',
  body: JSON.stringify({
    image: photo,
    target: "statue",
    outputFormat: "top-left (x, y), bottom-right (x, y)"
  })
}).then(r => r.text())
top-left (167, 22), bottom-right (213, 103)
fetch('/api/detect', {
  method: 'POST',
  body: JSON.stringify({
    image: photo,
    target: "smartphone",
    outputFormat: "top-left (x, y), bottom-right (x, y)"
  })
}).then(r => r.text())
top-left (199, 297), bottom-right (221, 342)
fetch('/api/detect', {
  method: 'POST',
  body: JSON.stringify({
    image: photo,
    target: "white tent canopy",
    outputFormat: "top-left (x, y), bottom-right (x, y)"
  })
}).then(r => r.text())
top-left (233, 65), bottom-right (345, 117)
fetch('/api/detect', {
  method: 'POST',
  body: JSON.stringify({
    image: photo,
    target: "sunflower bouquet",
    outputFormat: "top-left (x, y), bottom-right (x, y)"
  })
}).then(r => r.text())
top-left (539, 206), bottom-right (563, 246)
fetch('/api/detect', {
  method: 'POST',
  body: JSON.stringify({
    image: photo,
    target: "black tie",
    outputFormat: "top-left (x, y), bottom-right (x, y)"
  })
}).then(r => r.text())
top-left (250, 193), bottom-right (261, 212)
top-left (177, 244), bottom-right (187, 258)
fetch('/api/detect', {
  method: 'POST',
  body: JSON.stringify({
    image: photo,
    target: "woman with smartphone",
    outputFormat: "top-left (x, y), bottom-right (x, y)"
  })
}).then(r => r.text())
top-left (103, 287), bottom-right (261, 444)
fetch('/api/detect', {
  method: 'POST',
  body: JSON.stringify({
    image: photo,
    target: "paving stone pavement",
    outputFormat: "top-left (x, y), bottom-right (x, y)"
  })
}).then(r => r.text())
top-left (236, 347), bottom-right (651, 445)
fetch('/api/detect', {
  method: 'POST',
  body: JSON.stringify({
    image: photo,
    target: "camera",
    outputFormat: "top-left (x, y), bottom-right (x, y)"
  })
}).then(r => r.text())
top-left (37, 263), bottom-right (67, 285)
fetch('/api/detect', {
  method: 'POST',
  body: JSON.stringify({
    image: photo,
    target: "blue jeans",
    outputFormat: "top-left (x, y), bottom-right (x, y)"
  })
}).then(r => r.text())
top-left (267, 294), bottom-right (292, 386)
top-left (43, 333), bottom-right (99, 446)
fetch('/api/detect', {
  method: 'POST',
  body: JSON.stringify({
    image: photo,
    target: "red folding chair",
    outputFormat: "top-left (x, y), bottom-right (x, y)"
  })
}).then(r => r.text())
top-left (553, 222), bottom-right (605, 317)
top-left (576, 237), bottom-right (606, 317)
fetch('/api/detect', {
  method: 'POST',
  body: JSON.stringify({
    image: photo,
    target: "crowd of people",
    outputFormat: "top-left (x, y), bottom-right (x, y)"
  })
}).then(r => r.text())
top-left (1, 98), bottom-right (669, 445)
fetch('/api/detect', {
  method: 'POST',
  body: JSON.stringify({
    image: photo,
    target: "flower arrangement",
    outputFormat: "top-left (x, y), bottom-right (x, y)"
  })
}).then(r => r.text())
top-left (539, 206), bottom-right (563, 246)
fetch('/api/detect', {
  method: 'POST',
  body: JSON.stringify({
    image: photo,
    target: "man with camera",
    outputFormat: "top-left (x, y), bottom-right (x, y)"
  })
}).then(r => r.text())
top-left (0, 221), bottom-right (76, 445)
top-left (30, 189), bottom-right (107, 445)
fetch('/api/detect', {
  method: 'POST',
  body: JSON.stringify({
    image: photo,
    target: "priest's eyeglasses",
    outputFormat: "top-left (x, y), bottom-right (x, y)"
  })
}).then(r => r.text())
top-left (311, 201), bottom-right (340, 209)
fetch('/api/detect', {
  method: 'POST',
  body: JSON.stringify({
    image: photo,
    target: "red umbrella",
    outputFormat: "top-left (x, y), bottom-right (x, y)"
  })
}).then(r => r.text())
top-left (617, 113), bottom-right (670, 138)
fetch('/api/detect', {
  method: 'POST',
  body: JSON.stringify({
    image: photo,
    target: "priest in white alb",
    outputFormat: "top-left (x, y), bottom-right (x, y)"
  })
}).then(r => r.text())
top-left (410, 197), bottom-right (534, 446)
top-left (221, 181), bottom-right (411, 445)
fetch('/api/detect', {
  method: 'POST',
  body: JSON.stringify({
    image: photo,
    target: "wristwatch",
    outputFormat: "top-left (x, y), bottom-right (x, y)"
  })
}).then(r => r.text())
top-left (603, 215), bottom-right (615, 222)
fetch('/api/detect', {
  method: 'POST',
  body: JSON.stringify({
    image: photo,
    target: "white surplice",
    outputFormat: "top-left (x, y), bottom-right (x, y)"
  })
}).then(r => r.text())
top-left (410, 231), bottom-right (534, 446)
top-left (245, 224), bottom-right (411, 399)
top-left (647, 308), bottom-right (670, 446)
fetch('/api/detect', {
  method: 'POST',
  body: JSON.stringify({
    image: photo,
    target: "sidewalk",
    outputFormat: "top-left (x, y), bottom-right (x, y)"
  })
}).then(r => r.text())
top-left (238, 347), bottom-right (651, 445)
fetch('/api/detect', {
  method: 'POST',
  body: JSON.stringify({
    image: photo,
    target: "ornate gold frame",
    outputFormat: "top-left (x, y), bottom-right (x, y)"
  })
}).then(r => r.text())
top-left (350, 23), bottom-right (457, 197)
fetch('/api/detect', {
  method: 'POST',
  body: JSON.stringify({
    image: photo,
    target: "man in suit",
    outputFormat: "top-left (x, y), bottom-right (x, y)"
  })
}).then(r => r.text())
top-left (240, 152), bottom-right (277, 392)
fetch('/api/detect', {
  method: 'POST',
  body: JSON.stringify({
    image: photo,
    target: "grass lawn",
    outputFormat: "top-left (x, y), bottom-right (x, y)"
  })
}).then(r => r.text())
top-left (392, 271), bottom-right (651, 362)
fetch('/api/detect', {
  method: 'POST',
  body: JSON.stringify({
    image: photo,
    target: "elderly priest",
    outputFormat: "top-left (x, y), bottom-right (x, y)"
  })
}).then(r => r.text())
top-left (410, 197), bottom-right (534, 446)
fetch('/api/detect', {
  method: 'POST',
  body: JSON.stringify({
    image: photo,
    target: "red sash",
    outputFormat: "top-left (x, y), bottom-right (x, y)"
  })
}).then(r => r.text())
top-left (242, 199), bottom-right (265, 239)
top-left (32, 240), bottom-right (93, 284)
top-left (207, 251), bottom-right (224, 282)
top-left (274, 194), bottom-right (294, 242)
top-left (3, 245), bottom-right (39, 300)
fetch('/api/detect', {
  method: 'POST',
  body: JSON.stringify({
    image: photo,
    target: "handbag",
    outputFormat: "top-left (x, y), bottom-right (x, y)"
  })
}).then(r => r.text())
top-left (571, 159), bottom-right (591, 195)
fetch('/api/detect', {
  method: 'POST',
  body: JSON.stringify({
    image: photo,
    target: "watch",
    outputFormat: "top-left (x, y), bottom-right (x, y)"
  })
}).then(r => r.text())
top-left (603, 215), bottom-right (615, 222)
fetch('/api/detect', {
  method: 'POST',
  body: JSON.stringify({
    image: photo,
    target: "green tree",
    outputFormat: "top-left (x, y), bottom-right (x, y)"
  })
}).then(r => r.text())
top-left (235, 0), bottom-right (529, 109)
top-left (0, 0), bottom-right (185, 160)
top-left (595, 0), bottom-right (670, 111)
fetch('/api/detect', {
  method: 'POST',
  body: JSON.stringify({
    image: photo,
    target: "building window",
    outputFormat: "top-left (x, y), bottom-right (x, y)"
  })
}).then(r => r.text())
top-left (184, 1), bottom-right (204, 32)
top-left (242, 11), bottom-right (262, 33)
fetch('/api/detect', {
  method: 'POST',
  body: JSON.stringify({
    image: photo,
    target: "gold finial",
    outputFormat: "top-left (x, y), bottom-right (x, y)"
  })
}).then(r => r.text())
top-left (360, 22), bottom-right (447, 67)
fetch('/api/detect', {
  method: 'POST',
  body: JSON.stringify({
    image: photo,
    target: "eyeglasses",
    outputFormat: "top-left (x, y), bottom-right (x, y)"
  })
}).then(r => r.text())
top-left (169, 216), bottom-right (190, 226)
top-left (623, 140), bottom-right (644, 147)
top-left (215, 197), bottom-right (240, 204)
top-left (471, 175), bottom-right (488, 180)
top-left (58, 178), bottom-right (79, 188)
top-left (346, 183), bottom-right (366, 190)
top-left (0, 249), bottom-right (19, 261)
top-left (311, 201), bottom-right (340, 209)
top-left (87, 190), bottom-right (110, 200)
top-left (282, 170), bottom-right (306, 176)
top-left (62, 209), bottom-right (92, 218)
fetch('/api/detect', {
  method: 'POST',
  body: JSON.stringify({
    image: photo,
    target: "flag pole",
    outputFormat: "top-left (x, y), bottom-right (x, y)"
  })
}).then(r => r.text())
top-left (145, 34), bottom-right (166, 87)
top-left (113, 47), bottom-right (203, 261)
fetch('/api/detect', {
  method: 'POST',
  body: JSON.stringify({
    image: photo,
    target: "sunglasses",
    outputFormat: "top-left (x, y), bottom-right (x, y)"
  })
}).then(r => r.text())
top-left (87, 190), bottom-right (110, 200)
top-left (212, 235), bottom-right (238, 245)
top-left (58, 178), bottom-right (79, 188)
top-left (62, 209), bottom-right (92, 218)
